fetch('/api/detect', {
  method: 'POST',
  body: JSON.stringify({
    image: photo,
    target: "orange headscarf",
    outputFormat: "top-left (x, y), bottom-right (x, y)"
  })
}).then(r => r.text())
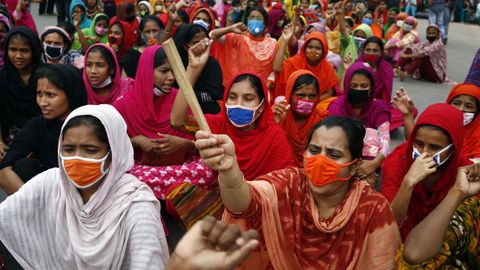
top-left (282, 70), bottom-right (330, 167)
top-left (276, 32), bottom-right (339, 99)
top-left (446, 83), bottom-right (480, 159)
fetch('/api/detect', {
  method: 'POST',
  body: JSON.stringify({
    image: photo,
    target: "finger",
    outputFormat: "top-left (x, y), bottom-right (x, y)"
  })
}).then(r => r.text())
top-left (200, 216), bottom-right (217, 238)
top-left (225, 240), bottom-right (259, 269)
top-left (195, 130), bottom-right (214, 140)
top-left (195, 137), bottom-right (218, 151)
top-left (217, 224), bottom-right (242, 250)
top-left (206, 219), bottom-right (227, 247)
top-left (199, 147), bottom-right (224, 160)
top-left (202, 154), bottom-right (225, 167)
top-left (151, 138), bottom-right (169, 143)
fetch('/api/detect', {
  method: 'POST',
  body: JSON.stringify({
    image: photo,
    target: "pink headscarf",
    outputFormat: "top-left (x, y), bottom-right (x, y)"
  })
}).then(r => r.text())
top-left (83, 44), bottom-right (134, 105)
top-left (113, 45), bottom-right (192, 140)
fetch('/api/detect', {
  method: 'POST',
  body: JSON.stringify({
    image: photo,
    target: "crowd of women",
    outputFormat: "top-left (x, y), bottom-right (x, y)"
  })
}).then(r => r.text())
top-left (0, 0), bottom-right (480, 269)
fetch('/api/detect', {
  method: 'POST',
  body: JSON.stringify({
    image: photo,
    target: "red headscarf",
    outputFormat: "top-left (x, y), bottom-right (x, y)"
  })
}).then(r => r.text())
top-left (282, 70), bottom-right (329, 167)
top-left (206, 72), bottom-right (295, 180)
top-left (446, 83), bottom-right (480, 159)
top-left (276, 32), bottom-right (338, 99)
top-left (108, 18), bottom-right (137, 58)
top-left (189, 7), bottom-right (217, 31)
top-left (83, 44), bottom-right (134, 105)
top-left (381, 103), bottom-right (470, 238)
top-left (113, 45), bottom-right (192, 140)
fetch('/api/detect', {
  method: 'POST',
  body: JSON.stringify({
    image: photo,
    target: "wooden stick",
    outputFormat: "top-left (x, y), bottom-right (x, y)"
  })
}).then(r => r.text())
top-left (162, 38), bottom-right (211, 132)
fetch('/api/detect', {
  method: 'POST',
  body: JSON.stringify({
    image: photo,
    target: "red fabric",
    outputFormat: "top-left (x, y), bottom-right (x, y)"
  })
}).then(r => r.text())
top-left (83, 44), bottom-right (134, 105)
top-left (6, 0), bottom-right (37, 33)
top-left (206, 72), bottom-right (295, 180)
top-left (381, 103), bottom-right (471, 238)
top-left (282, 70), bottom-right (330, 167)
top-left (446, 83), bottom-right (480, 159)
top-left (276, 32), bottom-right (338, 99)
top-left (108, 18), bottom-right (136, 58)
top-left (189, 7), bottom-right (217, 31)
top-left (399, 56), bottom-right (441, 83)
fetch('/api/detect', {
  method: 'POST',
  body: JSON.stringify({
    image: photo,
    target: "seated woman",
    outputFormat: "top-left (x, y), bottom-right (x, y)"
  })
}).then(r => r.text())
top-left (0, 27), bottom-right (42, 159)
top-left (40, 26), bottom-right (84, 68)
top-left (273, 70), bottom-right (333, 167)
top-left (210, 6), bottom-right (278, 86)
top-left (195, 116), bottom-right (401, 269)
top-left (329, 63), bottom-right (391, 186)
top-left (173, 24), bottom-right (224, 114)
top-left (395, 171), bottom-right (480, 269)
top-left (124, 15), bottom-right (164, 79)
top-left (113, 45), bottom-right (214, 200)
top-left (0, 104), bottom-right (169, 269)
top-left (83, 44), bottom-right (134, 105)
top-left (381, 103), bottom-right (472, 239)
top-left (385, 16), bottom-right (419, 67)
top-left (385, 11), bottom-right (407, 41)
top-left (397, 25), bottom-right (448, 84)
top-left (0, 64), bottom-right (87, 195)
top-left (275, 32), bottom-right (338, 99)
top-left (107, 18), bottom-right (137, 65)
top-left (72, 13), bottom-right (110, 53)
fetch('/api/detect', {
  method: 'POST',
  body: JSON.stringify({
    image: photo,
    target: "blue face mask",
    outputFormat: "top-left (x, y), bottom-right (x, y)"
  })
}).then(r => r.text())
top-left (248, 19), bottom-right (264, 36)
top-left (226, 100), bottom-right (264, 127)
top-left (362, 18), bottom-right (373, 26)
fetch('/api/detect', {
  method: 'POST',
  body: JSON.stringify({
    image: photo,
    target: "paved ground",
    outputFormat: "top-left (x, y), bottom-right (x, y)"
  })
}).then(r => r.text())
top-left (1, 4), bottom-right (480, 201)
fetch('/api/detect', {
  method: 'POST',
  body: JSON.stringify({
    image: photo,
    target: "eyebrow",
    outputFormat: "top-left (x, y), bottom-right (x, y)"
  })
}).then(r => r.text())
top-left (309, 143), bottom-right (343, 153)
top-left (63, 144), bottom-right (100, 148)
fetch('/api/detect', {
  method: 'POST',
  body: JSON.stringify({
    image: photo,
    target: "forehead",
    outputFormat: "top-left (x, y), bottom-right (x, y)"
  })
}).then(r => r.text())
top-left (310, 126), bottom-right (350, 153)
top-left (87, 50), bottom-right (107, 62)
top-left (351, 73), bottom-right (370, 84)
top-left (111, 23), bottom-right (123, 31)
top-left (8, 36), bottom-right (31, 48)
top-left (365, 42), bottom-right (380, 50)
top-left (415, 126), bottom-right (450, 146)
top-left (452, 94), bottom-right (478, 104)
top-left (44, 32), bottom-right (64, 41)
top-left (354, 30), bottom-right (366, 38)
top-left (248, 10), bottom-right (263, 18)
top-left (293, 83), bottom-right (318, 94)
top-left (306, 39), bottom-right (322, 47)
top-left (62, 125), bottom-right (105, 145)
top-left (144, 20), bottom-right (161, 29)
top-left (427, 27), bottom-right (438, 34)
top-left (229, 80), bottom-right (259, 96)
top-left (195, 11), bottom-right (210, 19)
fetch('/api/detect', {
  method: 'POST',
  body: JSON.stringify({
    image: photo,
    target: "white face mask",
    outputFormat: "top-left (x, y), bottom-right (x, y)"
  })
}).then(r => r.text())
top-left (153, 85), bottom-right (170, 96)
top-left (403, 23), bottom-right (413, 32)
top-left (412, 144), bottom-right (453, 167)
top-left (463, 112), bottom-right (475, 126)
top-left (193, 19), bottom-right (210, 30)
top-left (277, 20), bottom-right (284, 27)
top-left (396, 20), bottom-right (403, 27)
top-left (155, 5), bottom-right (162, 12)
top-left (91, 76), bottom-right (112, 89)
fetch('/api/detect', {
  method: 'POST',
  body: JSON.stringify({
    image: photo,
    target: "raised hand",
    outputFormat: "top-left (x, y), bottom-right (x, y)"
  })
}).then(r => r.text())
top-left (195, 131), bottom-right (236, 173)
top-left (404, 152), bottom-right (437, 188)
top-left (272, 99), bottom-right (290, 124)
top-left (293, 5), bottom-right (302, 17)
top-left (188, 38), bottom-right (211, 70)
top-left (391, 87), bottom-right (415, 115)
top-left (167, 216), bottom-right (259, 270)
top-left (453, 164), bottom-right (480, 200)
top-left (282, 24), bottom-right (294, 41)
top-left (229, 22), bottom-right (248, 34)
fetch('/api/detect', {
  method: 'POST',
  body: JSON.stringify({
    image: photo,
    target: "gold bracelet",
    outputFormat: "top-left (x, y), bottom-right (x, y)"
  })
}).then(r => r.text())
top-left (219, 173), bottom-right (245, 190)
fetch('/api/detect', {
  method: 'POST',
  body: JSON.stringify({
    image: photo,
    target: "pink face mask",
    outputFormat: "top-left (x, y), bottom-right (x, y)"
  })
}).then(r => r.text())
top-left (292, 97), bottom-right (316, 116)
top-left (95, 26), bottom-right (107, 36)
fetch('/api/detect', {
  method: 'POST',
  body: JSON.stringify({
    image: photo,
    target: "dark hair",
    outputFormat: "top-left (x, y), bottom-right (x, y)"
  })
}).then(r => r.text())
top-left (185, 24), bottom-right (208, 44)
top-left (88, 45), bottom-right (116, 75)
top-left (177, 9), bottom-right (190, 24)
top-left (351, 69), bottom-right (374, 90)
top-left (245, 7), bottom-right (269, 26)
top-left (139, 15), bottom-right (164, 32)
top-left (416, 124), bottom-right (452, 143)
top-left (57, 21), bottom-right (76, 36)
top-left (292, 74), bottom-right (319, 93)
top-left (35, 66), bottom-right (65, 90)
top-left (363, 36), bottom-right (384, 51)
top-left (8, 32), bottom-right (30, 45)
top-left (63, 115), bottom-right (109, 147)
top-left (308, 116), bottom-right (366, 160)
top-left (231, 74), bottom-right (265, 101)
top-left (154, 47), bottom-right (168, 68)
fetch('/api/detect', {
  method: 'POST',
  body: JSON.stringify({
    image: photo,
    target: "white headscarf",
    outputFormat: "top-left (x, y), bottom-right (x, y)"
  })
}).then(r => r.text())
top-left (0, 104), bottom-right (164, 269)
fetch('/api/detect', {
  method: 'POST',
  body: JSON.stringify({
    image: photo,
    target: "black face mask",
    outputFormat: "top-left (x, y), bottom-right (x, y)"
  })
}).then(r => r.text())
top-left (426, 36), bottom-right (437, 43)
top-left (348, 88), bottom-right (370, 105)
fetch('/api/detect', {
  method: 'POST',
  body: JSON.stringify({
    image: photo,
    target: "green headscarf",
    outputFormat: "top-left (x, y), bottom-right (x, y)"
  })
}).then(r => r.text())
top-left (72, 13), bottom-right (109, 51)
top-left (384, 8), bottom-right (399, 33)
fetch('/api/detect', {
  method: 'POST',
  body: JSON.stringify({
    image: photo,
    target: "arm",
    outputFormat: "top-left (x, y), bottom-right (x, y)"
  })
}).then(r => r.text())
top-left (195, 131), bottom-right (251, 214)
top-left (391, 88), bottom-right (415, 139)
top-left (210, 23), bottom-right (247, 41)
top-left (402, 165), bottom-right (480, 264)
top-left (272, 24), bottom-right (294, 73)
top-left (75, 26), bottom-right (90, 54)
top-left (0, 167), bottom-right (24, 195)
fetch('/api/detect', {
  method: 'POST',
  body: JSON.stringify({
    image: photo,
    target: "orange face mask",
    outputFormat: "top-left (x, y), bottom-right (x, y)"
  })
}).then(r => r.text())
top-left (61, 152), bottom-right (110, 189)
top-left (303, 154), bottom-right (357, 187)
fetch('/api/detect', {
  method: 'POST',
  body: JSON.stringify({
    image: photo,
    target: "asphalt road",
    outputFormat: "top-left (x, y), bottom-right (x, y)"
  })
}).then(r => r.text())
top-left (1, 4), bottom-right (480, 201)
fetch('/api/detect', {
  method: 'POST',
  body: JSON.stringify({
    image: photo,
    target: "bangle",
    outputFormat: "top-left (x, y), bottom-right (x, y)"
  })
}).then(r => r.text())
top-left (219, 173), bottom-right (246, 190)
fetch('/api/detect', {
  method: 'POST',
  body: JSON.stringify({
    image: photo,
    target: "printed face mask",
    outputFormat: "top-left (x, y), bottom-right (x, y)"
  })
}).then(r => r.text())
top-left (226, 100), bottom-right (264, 127)
top-left (292, 97), bottom-right (315, 116)
top-left (353, 36), bottom-right (366, 50)
top-left (463, 112), bottom-right (475, 126)
top-left (61, 152), bottom-right (110, 189)
top-left (304, 154), bottom-right (357, 186)
top-left (193, 19), bottom-right (210, 30)
top-left (248, 19), bottom-right (264, 36)
top-left (412, 144), bottom-right (453, 167)
top-left (44, 43), bottom-right (64, 59)
top-left (95, 26), bottom-right (108, 36)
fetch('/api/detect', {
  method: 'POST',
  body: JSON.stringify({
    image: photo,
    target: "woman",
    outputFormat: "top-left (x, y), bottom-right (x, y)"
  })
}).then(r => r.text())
top-left (83, 44), bottom-right (134, 105)
top-left (0, 27), bottom-right (42, 158)
top-left (0, 104), bottom-right (169, 269)
top-left (383, 7), bottom-right (398, 34)
top-left (190, 7), bottom-right (217, 32)
top-left (137, 1), bottom-right (153, 20)
top-left (385, 16), bottom-right (419, 66)
top-left (40, 26), bottom-right (84, 68)
top-left (273, 70), bottom-right (333, 167)
top-left (6, 0), bottom-right (37, 33)
top-left (0, 64), bottom-right (87, 195)
top-left (381, 103), bottom-right (472, 239)
top-left (69, 0), bottom-right (92, 29)
top-left (384, 11), bottom-right (407, 41)
top-left (195, 116), bottom-right (401, 269)
top-left (84, 0), bottom-right (104, 19)
top-left (0, 14), bottom-right (11, 68)
top-left (276, 32), bottom-right (338, 99)
top-left (108, 18), bottom-right (137, 63)
top-left (72, 13), bottom-right (109, 52)
top-left (173, 24), bottom-right (224, 114)
top-left (397, 25), bottom-right (448, 84)
top-left (114, 45), bottom-right (214, 200)
top-left (210, 6), bottom-right (278, 86)
top-left (329, 63), bottom-right (391, 185)
top-left (267, 3), bottom-right (286, 40)
top-left (123, 15), bottom-right (164, 79)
